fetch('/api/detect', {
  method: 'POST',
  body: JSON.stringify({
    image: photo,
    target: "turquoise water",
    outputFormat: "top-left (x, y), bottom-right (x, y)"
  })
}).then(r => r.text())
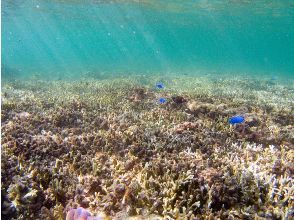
top-left (2, 0), bottom-right (294, 79)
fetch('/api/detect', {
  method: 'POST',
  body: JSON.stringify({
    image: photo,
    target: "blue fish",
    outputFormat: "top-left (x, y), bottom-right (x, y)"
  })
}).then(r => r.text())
top-left (156, 82), bottom-right (164, 89)
top-left (229, 115), bottom-right (245, 124)
top-left (159, 98), bottom-right (166, 104)
top-left (271, 76), bottom-right (277, 81)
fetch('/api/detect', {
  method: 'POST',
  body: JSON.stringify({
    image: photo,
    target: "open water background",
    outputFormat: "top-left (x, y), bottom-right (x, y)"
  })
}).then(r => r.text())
top-left (2, 0), bottom-right (294, 81)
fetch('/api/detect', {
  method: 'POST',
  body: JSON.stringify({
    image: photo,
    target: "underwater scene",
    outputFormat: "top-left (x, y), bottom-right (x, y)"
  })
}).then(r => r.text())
top-left (1, 0), bottom-right (294, 219)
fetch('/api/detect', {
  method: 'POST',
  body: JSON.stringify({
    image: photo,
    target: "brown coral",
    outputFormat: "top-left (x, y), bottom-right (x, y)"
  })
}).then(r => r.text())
top-left (1, 77), bottom-right (293, 219)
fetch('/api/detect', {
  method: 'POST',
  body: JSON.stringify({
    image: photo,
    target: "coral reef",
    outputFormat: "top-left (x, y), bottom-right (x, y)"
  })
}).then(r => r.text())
top-left (1, 75), bottom-right (293, 219)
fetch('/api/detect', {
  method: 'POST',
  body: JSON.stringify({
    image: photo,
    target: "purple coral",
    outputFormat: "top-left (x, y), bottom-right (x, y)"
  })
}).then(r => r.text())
top-left (66, 207), bottom-right (103, 220)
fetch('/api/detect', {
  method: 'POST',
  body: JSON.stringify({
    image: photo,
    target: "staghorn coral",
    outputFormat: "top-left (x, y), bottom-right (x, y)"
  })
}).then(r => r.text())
top-left (1, 75), bottom-right (293, 219)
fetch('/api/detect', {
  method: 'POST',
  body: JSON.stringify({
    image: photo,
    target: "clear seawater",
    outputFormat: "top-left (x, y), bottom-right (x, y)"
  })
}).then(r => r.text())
top-left (2, 0), bottom-right (294, 80)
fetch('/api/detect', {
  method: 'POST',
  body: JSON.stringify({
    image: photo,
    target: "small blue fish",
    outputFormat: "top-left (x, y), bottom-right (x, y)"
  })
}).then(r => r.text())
top-left (271, 76), bottom-right (277, 81)
top-left (159, 98), bottom-right (166, 104)
top-left (156, 82), bottom-right (164, 89)
top-left (229, 115), bottom-right (245, 124)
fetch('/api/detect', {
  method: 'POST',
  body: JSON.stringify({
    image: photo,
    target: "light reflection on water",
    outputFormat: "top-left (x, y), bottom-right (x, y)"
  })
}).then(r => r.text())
top-left (2, 0), bottom-right (294, 79)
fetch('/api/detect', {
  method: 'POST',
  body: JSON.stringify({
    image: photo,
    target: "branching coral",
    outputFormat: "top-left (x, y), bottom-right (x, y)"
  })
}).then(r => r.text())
top-left (1, 76), bottom-right (293, 219)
